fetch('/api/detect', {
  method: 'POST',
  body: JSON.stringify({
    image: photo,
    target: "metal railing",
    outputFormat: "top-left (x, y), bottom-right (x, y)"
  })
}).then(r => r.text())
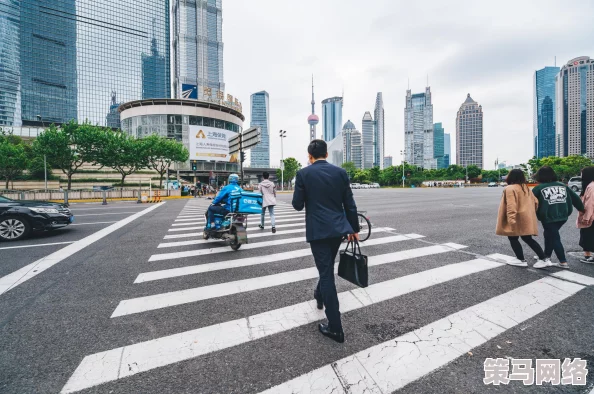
top-left (1, 188), bottom-right (181, 202)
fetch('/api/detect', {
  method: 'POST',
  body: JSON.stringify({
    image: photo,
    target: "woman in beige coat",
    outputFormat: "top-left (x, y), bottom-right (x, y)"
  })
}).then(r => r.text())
top-left (496, 169), bottom-right (547, 267)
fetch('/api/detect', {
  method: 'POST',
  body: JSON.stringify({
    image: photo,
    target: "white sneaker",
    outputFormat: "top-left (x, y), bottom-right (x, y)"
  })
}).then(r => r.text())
top-left (533, 258), bottom-right (553, 269)
top-left (506, 258), bottom-right (528, 267)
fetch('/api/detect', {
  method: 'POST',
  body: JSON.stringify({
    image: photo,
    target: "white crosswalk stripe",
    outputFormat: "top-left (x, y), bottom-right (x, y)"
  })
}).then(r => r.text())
top-left (59, 202), bottom-right (594, 394)
top-left (172, 211), bottom-right (304, 225)
top-left (149, 230), bottom-right (397, 261)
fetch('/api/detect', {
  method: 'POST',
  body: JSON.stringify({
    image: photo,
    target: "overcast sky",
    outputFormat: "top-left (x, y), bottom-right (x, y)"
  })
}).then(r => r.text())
top-left (223, 0), bottom-right (594, 169)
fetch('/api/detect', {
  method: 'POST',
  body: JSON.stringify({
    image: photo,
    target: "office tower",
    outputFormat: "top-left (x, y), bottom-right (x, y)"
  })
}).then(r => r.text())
top-left (534, 66), bottom-right (560, 158)
top-left (433, 123), bottom-right (446, 169)
top-left (556, 56), bottom-right (594, 158)
top-left (383, 156), bottom-right (393, 168)
top-left (351, 128), bottom-right (363, 169)
top-left (307, 76), bottom-right (319, 141)
top-left (361, 111), bottom-right (374, 169)
top-left (342, 120), bottom-right (356, 163)
top-left (404, 87), bottom-right (434, 169)
top-left (249, 91), bottom-right (270, 167)
top-left (142, 19), bottom-right (169, 99)
top-left (0, 0), bottom-right (170, 126)
top-left (444, 133), bottom-right (451, 167)
top-left (327, 131), bottom-right (344, 167)
top-left (172, 0), bottom-right (224, 100)
top-left (322, 97), bottom-right (343, 141)
top-left (0, 0), bottom-right (21, 126)
top-left (374, 93), bottom-right (385, 168)
top-left (106, 92), bottom-right (121, 129)
top-left (456, 93), bottom-right (484, 169)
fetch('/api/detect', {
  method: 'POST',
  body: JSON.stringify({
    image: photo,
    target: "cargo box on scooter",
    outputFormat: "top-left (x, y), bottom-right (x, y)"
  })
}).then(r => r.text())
top-left (230, 191), bottom-right (263, 214)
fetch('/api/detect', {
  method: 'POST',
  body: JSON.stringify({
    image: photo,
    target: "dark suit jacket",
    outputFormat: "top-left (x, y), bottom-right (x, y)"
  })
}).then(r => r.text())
top-left (292, 160), bottom-right (359, 242)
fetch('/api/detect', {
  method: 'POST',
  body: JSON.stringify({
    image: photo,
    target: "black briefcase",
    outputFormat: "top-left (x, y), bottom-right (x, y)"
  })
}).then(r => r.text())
top-left (338, 240), bottom-right (368, 288)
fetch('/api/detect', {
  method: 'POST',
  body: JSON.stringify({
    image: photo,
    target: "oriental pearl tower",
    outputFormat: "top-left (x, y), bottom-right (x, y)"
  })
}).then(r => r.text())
top-left (307, 75), bottom-right (319, 141)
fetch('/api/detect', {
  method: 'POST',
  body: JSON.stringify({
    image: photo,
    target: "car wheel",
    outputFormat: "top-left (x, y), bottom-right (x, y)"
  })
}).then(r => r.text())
top-left (571, 186), bottom-right (579, 192)
top-left (0, 216), bottom-right (31, 241)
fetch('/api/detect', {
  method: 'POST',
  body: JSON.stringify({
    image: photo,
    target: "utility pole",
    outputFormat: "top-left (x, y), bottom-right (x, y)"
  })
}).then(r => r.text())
top-left (279, 130), bottom-right (286, 191)
top-left (239, 132), bottom-right (244, 187)
top-left (400, 150), bottom-right (405, 188)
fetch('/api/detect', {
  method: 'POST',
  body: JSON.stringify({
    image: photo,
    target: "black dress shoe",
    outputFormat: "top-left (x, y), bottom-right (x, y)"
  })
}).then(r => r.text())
top-left (318, 323), bottom-right (344, 343)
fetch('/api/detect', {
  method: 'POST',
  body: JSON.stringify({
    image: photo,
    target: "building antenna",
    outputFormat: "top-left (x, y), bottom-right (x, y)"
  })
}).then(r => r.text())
top-left (407, 77), bottom-right (410, 90)
top-left (427, 74), bottom-right (429, 87)
top-left (554, 56), bottom-right (556, 67)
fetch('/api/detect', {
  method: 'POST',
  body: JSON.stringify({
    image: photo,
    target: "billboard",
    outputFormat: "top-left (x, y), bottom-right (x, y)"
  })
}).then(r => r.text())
top-left (189, 126), bottom-right (238, 162)
top-left (182, 84), bottom-right (198, 99)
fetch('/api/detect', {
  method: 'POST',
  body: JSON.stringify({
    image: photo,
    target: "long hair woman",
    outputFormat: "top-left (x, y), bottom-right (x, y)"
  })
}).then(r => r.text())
top-left (577, 166), bottom-right (594, 264)
top-left (496, 169), bottom-right (547, 267)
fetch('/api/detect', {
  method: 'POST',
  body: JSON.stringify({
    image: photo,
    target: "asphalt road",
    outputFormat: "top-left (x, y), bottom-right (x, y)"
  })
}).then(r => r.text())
top-left (0, 188), bottom-right (593, 394)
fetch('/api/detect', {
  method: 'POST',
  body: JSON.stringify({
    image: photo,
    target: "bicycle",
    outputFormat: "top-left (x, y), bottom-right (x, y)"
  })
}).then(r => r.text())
top-left (357, 211), bottom-right (372, 242)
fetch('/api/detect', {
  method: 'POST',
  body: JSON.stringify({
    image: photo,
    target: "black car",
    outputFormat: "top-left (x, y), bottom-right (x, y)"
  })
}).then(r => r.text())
top-left (0, 196), bottom-right (74, 241)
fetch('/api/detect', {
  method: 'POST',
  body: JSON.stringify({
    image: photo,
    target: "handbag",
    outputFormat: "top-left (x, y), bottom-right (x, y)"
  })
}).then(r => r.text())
top-left (338, 240), bottom-right (369, 288)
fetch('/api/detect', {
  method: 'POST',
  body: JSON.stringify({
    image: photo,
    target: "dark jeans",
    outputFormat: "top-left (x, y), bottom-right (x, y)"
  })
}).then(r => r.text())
top-left (542, 221), bottom-right (567, 262)
top-left (207, 205), bottom-right (229, 225)
top-left (311, 237), bottom-right (343, 332)
top-left (508, 235), bottom-right (545, 261)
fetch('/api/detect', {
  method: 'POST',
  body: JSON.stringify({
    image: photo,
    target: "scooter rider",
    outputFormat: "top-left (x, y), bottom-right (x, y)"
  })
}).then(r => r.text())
top-left (206, 174), bottom-right (242, 231)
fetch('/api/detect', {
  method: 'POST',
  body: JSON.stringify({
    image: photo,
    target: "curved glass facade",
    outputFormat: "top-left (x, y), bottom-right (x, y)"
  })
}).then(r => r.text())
top-left (534, 66), bottom-right (560, 158)
top-left (121, 114), bottom-right (241, 141)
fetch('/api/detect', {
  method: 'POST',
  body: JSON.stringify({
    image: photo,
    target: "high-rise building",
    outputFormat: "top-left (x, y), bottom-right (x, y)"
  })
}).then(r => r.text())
top-left (456, 94), bottom-right (484, 169)
top-left (106, 92), bottom-right (121, 129)
top-left (444, 133), bottom-right (451, 167)
top-left (383, 156), bottom-right (393, 168)
top-left (327, 131), bottom-right (344, 167)
top-left (0, 0), bottom-right (21, 126)
top-left (351, 128), bottom-right (363, 170)
top-left (249, 91), bottom-right (270, 167)
top-left (322, 97), bottom-right (343, 141)
top-left (433, 122), bottom-right (446, 169)
top-left (534, 66), bottom-right (560, 158)
top-left (556, 56), bottom-right (594, 158)
top-left (404, 87), bottom-right (434, 169)
top-left (342, 120), bottom-right (356, 164)
top-left (172, 0), bottom-right (224, 101)
top-left (307, 76), bottom-right (319, 141)
top-left (361, 111), bottom-right (374, 169)
top-left (0, 0), bottom-right (170, 127)
top-left (374, 93), bottom-right (385, 168)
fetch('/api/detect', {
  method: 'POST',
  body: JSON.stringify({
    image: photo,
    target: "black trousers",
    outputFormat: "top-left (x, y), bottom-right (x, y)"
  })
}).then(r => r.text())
top-left (542, 220), bottom-right (567, 262)
top-left (508, 235), bottom-right (545, 261)
top-left (311, 237), bottom-right (343, 332)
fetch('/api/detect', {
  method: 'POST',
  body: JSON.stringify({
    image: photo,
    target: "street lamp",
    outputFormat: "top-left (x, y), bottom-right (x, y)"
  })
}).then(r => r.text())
top-left (279, 130), bottom-right (287, 191)
top-left (37, 115), bottom-right (47, 191)
top-left (400, 150), bottom-right (406, 188)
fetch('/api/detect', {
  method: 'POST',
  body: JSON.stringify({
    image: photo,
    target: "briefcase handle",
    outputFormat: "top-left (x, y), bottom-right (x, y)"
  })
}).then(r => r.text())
top-left (344, 239), bottom-right (362, 256)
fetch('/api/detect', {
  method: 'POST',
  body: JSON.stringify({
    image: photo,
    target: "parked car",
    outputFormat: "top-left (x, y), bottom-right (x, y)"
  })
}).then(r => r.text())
top-left (499, 182), bottom-right (507, 187)
top-left (371, 183), bottom-right (380, 188)
top-left (568, 177), bottom-right (582, 192)
top-left (350, 183), bottom-right (361, 189)
top-left (361, 184), bottom-right (370, 189)
top-left (0, 196), bottom-right (73, 241)
top-left (488, 182), bottom-right (498, 187)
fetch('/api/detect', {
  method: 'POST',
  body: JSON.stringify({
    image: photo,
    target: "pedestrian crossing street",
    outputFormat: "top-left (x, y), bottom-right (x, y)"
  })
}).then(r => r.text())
top-left (60, 199), bottom-right (594, 393)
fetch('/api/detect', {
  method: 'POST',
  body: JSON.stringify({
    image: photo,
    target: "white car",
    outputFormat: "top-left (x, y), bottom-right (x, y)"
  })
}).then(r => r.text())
top-left (351, 183), bottom-right (361, 189)
top-left (371, 183), bottom-right (380, 188)
top-left (362, 184), bottom-right (370, 189)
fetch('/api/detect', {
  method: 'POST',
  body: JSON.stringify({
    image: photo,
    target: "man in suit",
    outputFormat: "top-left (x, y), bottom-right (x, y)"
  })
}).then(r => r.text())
top-left (292, 139), bottom-right (359, 343)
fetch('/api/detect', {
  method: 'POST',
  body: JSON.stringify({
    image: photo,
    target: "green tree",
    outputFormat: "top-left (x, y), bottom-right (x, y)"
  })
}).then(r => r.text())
top-left (368, 166), bottom-right (381, 183)
top-left (341, 162), bottom-right (356, 179)
top-left (96, 130), bottom-right (148, 186)
top-left (33, 121), bottom-right (100, 190)
top-left (144, 135), bottom-right (189, 189)
top-left (0, 141), bottom-right (28, 189)
top-left (353, 169), bottom-right (369, 184)
top-left (276, 157), bottom-right (302, 188)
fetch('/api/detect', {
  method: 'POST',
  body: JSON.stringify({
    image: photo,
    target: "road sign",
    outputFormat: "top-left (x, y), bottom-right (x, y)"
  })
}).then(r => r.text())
top-left (402, 176), bottom-right (406, 180)
top-left (228, 127), bottom-right (261, 154)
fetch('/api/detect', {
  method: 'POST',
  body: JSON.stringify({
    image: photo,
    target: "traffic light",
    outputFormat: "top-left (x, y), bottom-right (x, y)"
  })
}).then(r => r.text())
top-left (191, 160), bottom-right (197, 171)
top-left (240, 152), bottom-right (246, 163)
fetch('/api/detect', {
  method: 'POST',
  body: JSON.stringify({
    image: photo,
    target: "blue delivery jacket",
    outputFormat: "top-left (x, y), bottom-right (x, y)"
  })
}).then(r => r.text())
top-left (212, 183), bottom-right (242, 211)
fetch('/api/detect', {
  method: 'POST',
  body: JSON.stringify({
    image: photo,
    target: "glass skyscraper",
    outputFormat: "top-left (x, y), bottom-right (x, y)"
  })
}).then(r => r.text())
top-left (444, 133), bottom-right (451, 167)
top-left (0, 0), bottom-right (170, 127)
top-left (373, 93), bottom-right (385, 168)
top-left (361, 111), bottom-right (374, 169)
top-left (249, 91), bottom-right (270, 167)
top-left (433, 123), bottom-right (446, 169)
top-left (534, 66), bottom-right (560, 158)
top-left (556, 56), bottom-right (594, 158)
top-left (404, 87), bottom-right (434, 169)
top-left (322, 97), bottom-right (343, 142)
top-left (172, 0), bottom-right (224, 100)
